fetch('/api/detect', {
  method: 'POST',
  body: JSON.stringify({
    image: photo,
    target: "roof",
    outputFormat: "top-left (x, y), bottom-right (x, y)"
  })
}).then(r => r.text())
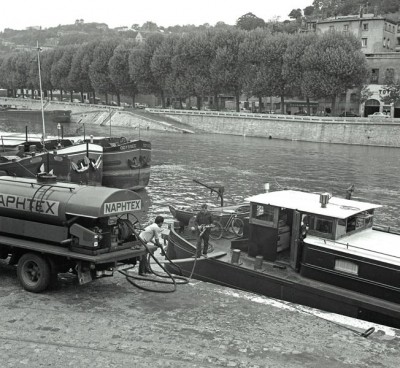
top-left (245, 190), bottom-right (381, 219)
top-left (317, 15), bottom-right (396, 24)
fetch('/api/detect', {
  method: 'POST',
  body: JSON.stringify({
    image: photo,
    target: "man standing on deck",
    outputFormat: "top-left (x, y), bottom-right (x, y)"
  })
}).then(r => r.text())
top-left (194, 204), bottom-right (213, 257)
top-left (138, 216), bottom-right (165, 275)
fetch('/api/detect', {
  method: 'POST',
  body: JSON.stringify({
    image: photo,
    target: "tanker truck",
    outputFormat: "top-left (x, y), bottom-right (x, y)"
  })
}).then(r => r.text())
top-left (0, 174), bottom-right (150, 292)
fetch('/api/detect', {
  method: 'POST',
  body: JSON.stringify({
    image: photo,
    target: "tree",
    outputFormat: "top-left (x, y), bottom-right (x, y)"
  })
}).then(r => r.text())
top-left (209, 29), bottom-right (247, 112)
top-left (283, 33), bottom-right (318, 114)
top-left (128, 33), bottom-right (164, 105)
top-left (288, 9), bottom-right (302, 20)
top-left (239, 28), bottom-right (274, 111)
top-left (109, 40), bottom-right (139, 106)
top-left (303, 6), bottom-right (315, 16)
top-left (0, 55), bottom-right (17, 96)
top-left (13, 52), bottom-right (33, 96)
top-left (301, 32), bottom-right (369, 115)
top-left (51, 46), bottom-right (78, 100)
top-left (89, 39), bottom-right (120, 104)
top-left (68, 42), bottom-right (97, 101)
top-left (236, 13), bottom-right (265, 31)
top-left (141, 21), bottom-right (159, 32)
top-left (381, 80), bottom-right (400, 106)
top-left (40, 50), bottom-right (56, 98)
top-left (50, 48), bottom-right (67, 99)
top-left (359, 85), bottom-right (373, 104)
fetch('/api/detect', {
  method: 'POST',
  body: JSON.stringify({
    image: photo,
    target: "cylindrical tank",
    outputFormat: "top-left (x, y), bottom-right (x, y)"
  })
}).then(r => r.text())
top-left (0, 176), bottom-right (142, 226)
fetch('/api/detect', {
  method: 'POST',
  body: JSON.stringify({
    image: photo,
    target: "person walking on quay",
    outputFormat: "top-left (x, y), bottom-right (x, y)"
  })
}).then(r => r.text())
top-left (194, 204), bottom-right (213, 257)
top-left (138, 215), bottom-right (165, 275)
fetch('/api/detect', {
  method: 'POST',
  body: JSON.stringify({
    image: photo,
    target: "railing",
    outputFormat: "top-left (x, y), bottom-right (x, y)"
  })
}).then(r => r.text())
top-left (146, 108), bottom-right (399, 124)
top-left (0, 97), bottom-right (123, 111)
top-left (320, 233), bottom-right (400, 261)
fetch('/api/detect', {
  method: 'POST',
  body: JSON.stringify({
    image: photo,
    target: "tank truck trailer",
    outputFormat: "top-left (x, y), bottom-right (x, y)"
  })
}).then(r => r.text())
top-left (0, 175), bottom-right (151, 292)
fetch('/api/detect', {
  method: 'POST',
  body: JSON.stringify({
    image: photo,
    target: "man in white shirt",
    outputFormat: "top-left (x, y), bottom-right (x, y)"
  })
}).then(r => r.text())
top-left (138, 216), bottom-right (164, 275)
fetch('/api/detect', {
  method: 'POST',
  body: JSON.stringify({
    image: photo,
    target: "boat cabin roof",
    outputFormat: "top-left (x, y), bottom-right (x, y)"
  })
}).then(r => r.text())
top-left (246, 190), bottom-right (381, 219)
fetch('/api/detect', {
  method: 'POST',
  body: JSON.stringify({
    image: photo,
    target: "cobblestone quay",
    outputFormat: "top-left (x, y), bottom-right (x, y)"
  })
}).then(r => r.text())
top-left (1, 259), bottom-right (398, 368)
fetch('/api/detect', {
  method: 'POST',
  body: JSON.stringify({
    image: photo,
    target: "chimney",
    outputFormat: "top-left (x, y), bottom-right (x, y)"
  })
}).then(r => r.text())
top-left (319, 193), bottom-right (330, 208)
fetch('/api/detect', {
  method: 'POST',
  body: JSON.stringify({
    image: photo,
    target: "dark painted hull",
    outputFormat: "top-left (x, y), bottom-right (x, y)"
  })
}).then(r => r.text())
top-left (166, 227), bottom-right (400, 329)
top-left (0, 153), bottom-right (71, 181)
top-left (89, 138), bottom-right (151, 190)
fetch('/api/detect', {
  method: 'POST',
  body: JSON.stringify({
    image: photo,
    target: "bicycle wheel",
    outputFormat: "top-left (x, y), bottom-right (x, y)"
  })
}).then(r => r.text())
top-left (231, 217), bottom-right (244, 237)
top-left (210, 220), bottom-right (223, 240)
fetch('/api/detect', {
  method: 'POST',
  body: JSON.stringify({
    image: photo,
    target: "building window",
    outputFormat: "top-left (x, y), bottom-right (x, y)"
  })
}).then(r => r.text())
top-left (329, 26), bottom-right (334, 32)
top-left (343, 24), bottom-right (349, 32)
top-left (350, 93), bottom-right (358, 103)
top-left (383, 38), bottom-right (386, 47)
top-left (361, 38), bottom-right (368, 47)
top-left (371, 69), bottom-right (379, 84)
top-left (388, 39), bottom-right (390, 48)
top-left (363, 23), bottom-right (368, 31)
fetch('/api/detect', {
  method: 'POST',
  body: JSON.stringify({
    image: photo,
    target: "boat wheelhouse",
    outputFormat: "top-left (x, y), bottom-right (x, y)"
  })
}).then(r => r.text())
top-left (245, 190), bottom-right (399, 303)
top-left (166, 189), bottom-right (400, 328)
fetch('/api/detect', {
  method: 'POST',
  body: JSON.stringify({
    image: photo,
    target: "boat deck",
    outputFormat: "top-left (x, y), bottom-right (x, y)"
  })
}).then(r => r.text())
top-left (168, 227), bottom-right (327, 284)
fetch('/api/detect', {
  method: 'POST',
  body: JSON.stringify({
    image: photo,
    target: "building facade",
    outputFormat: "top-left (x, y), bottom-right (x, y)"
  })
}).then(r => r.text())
top-left (316, 13), bottom-right (398, 54)
top-left (306, 13), bottom-right (400, 117)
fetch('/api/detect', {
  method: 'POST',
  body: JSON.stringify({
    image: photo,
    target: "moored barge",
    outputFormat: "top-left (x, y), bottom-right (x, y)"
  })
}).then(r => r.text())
top-left (166, 190), bottom-right (400, 328)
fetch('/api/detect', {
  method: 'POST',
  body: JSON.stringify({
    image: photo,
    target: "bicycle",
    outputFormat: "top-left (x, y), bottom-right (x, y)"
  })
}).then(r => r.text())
top-left (210, 212), bottom-right (244, 240)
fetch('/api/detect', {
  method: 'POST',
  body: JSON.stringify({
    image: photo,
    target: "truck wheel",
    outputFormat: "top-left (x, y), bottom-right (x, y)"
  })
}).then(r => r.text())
top-left (17, 253), bottom-right (51, 293)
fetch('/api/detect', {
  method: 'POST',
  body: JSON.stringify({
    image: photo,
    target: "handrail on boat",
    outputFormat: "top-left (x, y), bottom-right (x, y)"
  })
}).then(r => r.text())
top-left (324, 236), bottom-right (400, 260)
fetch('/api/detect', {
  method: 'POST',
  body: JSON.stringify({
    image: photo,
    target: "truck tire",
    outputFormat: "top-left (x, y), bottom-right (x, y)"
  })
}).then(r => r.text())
top-left (17, 253), bottom-right (51, 293)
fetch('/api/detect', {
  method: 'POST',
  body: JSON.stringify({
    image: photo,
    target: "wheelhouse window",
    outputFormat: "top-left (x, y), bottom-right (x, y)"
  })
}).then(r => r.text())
top-left (250, 203), bottom-right (277, 227)
top-left (315, 218), bottom-right (333, 234)
top-left (307, 215), bottom-right (334, 239)
top-left (345, 211), bottom-right (373, 234)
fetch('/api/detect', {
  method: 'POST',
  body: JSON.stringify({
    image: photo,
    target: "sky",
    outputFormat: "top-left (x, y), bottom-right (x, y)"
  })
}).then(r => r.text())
top-left (0, 0), bottom-right (313, 31)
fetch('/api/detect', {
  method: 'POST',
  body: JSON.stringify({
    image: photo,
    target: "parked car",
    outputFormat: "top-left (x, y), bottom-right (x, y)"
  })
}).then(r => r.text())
top-left (294, 111), bottom-right (308, 116)
top-left (339, 111), bottom-right (359, 117)
top-left (368, 112), bottom-right (390, 118)
top-left (72, 98), bottom-right (81, 103)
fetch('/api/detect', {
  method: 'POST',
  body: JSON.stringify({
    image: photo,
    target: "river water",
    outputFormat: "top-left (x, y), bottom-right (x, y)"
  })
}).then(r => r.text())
top-left (1, 120), bottom-right (400, 228)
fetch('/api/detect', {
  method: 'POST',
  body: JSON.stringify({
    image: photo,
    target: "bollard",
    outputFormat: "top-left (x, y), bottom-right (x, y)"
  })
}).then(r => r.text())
top-left (231, 249), bottom-right (241, 264)
top-left (254, 255), bottom-right (263, 270)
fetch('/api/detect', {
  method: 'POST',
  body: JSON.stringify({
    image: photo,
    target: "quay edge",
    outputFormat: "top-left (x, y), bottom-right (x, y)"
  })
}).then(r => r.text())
top-left (148, 109), bottom-right (400, 148)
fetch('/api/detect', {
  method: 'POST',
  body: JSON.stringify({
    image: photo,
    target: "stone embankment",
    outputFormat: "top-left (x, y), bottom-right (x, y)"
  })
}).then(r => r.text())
top-left (148, 108), bottom-right (400, 148)
top-left (3, 97), bottom-right (400, 147)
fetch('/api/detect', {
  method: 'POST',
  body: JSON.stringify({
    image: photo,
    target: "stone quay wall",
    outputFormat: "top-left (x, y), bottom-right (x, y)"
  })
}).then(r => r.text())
top-left (149, 109), bottom-right (400, 148)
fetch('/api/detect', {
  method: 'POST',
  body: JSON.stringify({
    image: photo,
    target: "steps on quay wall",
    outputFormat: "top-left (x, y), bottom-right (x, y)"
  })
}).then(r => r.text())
top-left (72, 109), bottom-right (195, 134)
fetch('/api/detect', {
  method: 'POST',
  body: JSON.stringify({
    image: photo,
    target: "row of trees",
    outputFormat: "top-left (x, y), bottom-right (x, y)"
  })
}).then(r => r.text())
top-left (0, 28), bottom-right (369, 114)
